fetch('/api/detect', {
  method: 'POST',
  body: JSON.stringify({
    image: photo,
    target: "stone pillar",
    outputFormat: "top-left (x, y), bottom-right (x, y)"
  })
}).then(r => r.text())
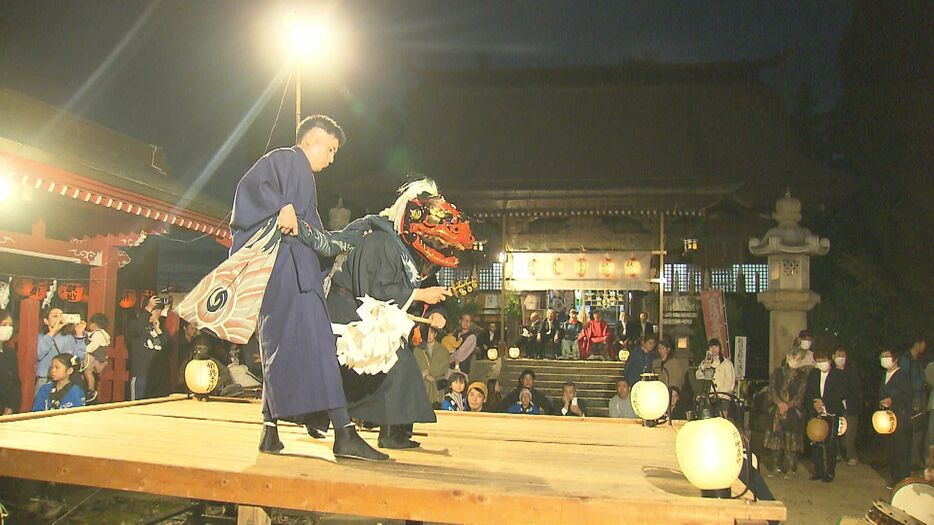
top-left (749, 191), bottom-right (829, 373)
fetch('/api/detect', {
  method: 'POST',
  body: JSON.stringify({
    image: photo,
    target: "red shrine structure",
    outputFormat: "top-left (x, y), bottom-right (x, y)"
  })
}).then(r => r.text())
top-left (0, 87), bottom-right (228, 410)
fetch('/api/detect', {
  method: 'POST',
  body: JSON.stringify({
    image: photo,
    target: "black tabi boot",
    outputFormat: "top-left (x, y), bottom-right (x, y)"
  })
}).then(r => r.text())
top-left (306, 426), bottom-right (326, 439)
top-left (302, 412), bottom-right (330, 439)
top-left (333, 425), bottom-right (389, 461)
top-left (259, 423), bottom-right (284, 454)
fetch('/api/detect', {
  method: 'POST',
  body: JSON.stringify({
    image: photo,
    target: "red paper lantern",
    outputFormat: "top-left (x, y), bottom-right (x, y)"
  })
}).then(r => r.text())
top-left (119, 290), bottom-right (138, 309)
top-left (57, 282), bottom-right (85, 303)
top-left (14, 278), bottom-right (34, 298)
top-left (27, 281), bottom-right (50, 301)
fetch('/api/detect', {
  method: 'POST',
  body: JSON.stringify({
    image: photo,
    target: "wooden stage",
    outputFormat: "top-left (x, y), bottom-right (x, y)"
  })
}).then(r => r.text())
top-left (0, 396), bottom-right (785, 524)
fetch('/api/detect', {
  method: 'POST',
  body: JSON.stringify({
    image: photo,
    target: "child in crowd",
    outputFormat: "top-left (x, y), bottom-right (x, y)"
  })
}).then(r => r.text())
top-left (81, 313), bottom-right (111, 402)
top-left (32, 353), bottom-right (85, 411)
top-left (506, 388), bottom-right (540, 414)
top-left (441, 372), bottom-right (467, 411)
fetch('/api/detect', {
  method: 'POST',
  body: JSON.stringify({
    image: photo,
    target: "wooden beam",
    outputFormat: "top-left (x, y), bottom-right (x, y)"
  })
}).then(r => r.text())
top-left (16, 299), bottom-right (40, 413)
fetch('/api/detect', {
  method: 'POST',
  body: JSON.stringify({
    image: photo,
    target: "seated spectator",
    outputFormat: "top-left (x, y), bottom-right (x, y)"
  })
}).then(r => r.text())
top-left (81, 313), bottom-right (111, 403)
top-left (227, 347), bottom-right (262, 389)
top-left (520, 312), bottom-right (542, 359)
top-left (537, 309), bottom-right (561, 360)
top-left (667, 386), bottom-right (687, 420)
top-left (506, 388), bottom-right (540, 414)
top-left (653, 338), bottom-right (688, 391)
top-left (32, 354), bottom-right (85, 411)
top-left (578, 310), bottom-right (611, 360)
top-left (560, 309), bottom-right (583, 360)
top-left (467, 381), bottom-right (488, 412)
top-left (36, 307), bottom-right (87, 394)
top-left (486, 378), bottom-right (504, 409)
top-left (415, 326), bottom-right (450, 406)
top-left (501, 369), bottom-right (553, 414)
top-left (553, 381), bottom-right (586, 417)
top-left (441, 372), bottom-right (467, 411)
top-left (449, 313), bottom-right (478, 374)
top-left (478, 321), bottom-right (500, 353)
top-left (0, 309), bottom-right (20, 415)
top-left (608, 379), bottom-right (637, 419)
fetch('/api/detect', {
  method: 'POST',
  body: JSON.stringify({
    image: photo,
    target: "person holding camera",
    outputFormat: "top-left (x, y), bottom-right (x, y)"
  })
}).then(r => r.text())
top-left (553, 381), bottom-right (586, 417)
top-left (127, 295), bottom-right (169, 400)
top-left (36, 307), bottom-right (86, 394)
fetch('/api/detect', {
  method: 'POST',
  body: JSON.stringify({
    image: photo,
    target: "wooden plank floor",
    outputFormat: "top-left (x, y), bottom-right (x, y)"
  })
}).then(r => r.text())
top-left (0, 396), bottom-right (785, 524)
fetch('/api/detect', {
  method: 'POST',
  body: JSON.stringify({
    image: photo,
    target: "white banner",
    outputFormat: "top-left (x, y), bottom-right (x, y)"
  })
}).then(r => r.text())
top-left (734, 336), bottom-right (747, 379)
top-left (504, 251), bottom-right (653, 291)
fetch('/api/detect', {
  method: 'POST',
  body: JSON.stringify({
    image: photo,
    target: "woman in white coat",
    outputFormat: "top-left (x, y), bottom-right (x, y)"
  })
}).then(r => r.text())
top-left (696, 338), bottom-right (736, 418)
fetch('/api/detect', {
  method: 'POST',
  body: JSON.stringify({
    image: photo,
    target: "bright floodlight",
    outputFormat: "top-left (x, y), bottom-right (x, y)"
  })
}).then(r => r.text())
top-left (286, 14), bottom-right (336, 59)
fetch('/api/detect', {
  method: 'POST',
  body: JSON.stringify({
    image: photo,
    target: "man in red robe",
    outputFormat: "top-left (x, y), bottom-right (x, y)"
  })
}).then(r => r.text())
top-left (577, 310), bottom-right (613, 360)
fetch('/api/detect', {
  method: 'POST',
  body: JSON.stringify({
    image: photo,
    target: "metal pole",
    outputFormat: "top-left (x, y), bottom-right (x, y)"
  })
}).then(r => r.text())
top-left (499, 213), bottom-right (507, 349)
top-left (295, 62), bottom-right (302, 133)
top-left (658, 213), bottom-right (665, 340)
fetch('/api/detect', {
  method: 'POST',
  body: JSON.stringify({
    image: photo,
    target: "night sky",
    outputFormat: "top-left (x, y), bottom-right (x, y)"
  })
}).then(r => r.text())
top-left (0, 0), bottom-right (855, 205)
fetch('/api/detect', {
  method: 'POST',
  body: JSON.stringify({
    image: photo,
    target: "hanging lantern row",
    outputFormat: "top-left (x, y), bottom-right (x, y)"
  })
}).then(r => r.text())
top-left (521, 254), bottom-right (648, 279)
top-left (575, 256), bottom-right (588, 277)
top-left (623, 257), bottom-right (642, 277)
top-left (473, 209), bottom-right (705, 219)
top-left (13, 279), bottom-right (50, 301)
top-left (57, 283), bottom-right (86, 303)
top-left (600, 256), bottom-right (615, 278)
top-left (119, 289), bottom-right (156, 309)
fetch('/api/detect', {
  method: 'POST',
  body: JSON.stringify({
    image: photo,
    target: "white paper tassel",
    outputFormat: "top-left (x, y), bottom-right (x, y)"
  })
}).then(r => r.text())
top-left (42, 279), bottom-right (57, 309)
top-left (334, 295), bottom-right (415, 375)
top-left (0, 278), bottom-right (9, 309)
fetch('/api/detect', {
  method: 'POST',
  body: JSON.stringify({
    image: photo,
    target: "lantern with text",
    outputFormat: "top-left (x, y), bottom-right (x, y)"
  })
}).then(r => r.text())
top-left (623, 257), bottom-right (641, 278)
top-left (551, 257), bottom-right (563, 276)
top-left (872, 409), bottom-right (897, 435)
top-left (837, 416), bottom-right (848, 436)
top-left (26, 281), bottom-right (50, 301)
top-left (487, 347), bottom-right (499, 360)
top-left (508, 347), bottom-right (520, 359)
top-left (575, 256), bottom-right (588, 278)
top-left (185, 358), bottom-right (219, 398)
top-left (599, 256), bottom-right (615, 278)
top-left (119, 290), bottom-right (138, 309)
top-left (676, 416), bottom-right (743, 494)
top-left (631, 372), bottom-right (669, 426)
top-left (57, 283), bottom-right (85, 303)
top-left (527, 258), bottom-right (538, 277)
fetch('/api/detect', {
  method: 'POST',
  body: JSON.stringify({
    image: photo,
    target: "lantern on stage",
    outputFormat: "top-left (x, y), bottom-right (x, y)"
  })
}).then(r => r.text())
top-left (551, 257), bottom-right (563, 276)
top-left (872, 409), bottom-right (897, 435)
top-left (508, 347), bottom-right (520, 359)
top-left (599, 256), bottom-right (615, 278)
top-left (487, 347), bottom-right (499, 360)
top-left (575, 256), bottom-right (588, 278)
top-left (624, 257), bottom-right (641, 278)
top-left (675, 414), bottom-right (744, 495)
top-left (119, 290), bottom-right (138, 309)
top-left (617, 349), bottom-right (630, 362)
top-left (185, 358), bottom-right (219, 398)
top-left (57, 283), bottom-right (85, 303)
top-left (806, 417), bottom-right (830, 443)
top-left (631, 373), bottom-right (669, 425)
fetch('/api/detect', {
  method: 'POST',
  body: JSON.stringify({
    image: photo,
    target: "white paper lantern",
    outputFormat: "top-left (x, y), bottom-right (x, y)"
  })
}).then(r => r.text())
top-left (487, 347), bottom-right (499, 360)
top-left (508, 347), bottom-right (520, 359)
top-left (185, 359), bottom-right (219, 395)
top-left (631, 375), bottom-right (669, 421)
top-left (675, 417), bottom-right (744, 491)
top-left (837, 416), bottom-right (848, 436)
top-left (872, 409), bottom-right (897, 435)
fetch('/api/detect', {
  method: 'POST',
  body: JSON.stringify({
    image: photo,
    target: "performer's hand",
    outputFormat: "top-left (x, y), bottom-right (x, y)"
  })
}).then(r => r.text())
top-left (278, 204), bottom-right (298, 236)
top-left (427, 312), bottom-right (446, 330)
top-left (415, 286), bottom-right (451, 305)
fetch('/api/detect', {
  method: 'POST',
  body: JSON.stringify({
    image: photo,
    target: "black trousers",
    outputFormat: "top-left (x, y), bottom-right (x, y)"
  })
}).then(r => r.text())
top-left (886, 422), bottom-right (913, 482)
top-left (811, 416), bottom-right (838, 478)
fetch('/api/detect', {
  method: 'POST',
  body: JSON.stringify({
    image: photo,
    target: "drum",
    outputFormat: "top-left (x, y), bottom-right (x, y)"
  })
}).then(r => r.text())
top-left (890, 477), bottom-right (934, 525)
top-left (866, 501), bottom-right (923, 525)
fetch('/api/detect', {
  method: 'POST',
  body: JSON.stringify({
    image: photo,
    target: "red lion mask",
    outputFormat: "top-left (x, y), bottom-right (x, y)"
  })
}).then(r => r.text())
top-left (401, 195), bottom-right (475, 268)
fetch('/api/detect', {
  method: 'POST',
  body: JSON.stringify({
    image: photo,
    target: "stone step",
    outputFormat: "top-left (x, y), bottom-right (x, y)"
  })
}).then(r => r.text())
top-left (504, 358), bottom-right (627, 369)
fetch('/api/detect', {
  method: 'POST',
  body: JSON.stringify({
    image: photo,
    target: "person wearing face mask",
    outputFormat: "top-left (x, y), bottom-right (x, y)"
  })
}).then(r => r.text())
top-left (878, 349), bottom-right (913, 485)
top-left (764, 349), bottom-right (809, 477)
top-left (695, 339), bottom-right (736, 399)
top-left (833, 347), bottom-right (862, 466)
top-left (804, 349), bottom-right (846, 482)
top-left (0, 309), bottom-right (20, 415)
top-left (793, 330), bottom-right (816, 368)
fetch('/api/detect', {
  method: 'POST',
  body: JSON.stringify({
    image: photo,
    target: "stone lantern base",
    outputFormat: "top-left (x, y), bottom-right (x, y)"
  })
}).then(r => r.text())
top-left (757, 290), bottom-right (820, 373)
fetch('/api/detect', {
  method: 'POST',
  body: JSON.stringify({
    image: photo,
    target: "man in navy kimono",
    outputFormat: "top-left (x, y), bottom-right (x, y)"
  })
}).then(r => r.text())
top-left (230, 115), bottom-right (386, 461)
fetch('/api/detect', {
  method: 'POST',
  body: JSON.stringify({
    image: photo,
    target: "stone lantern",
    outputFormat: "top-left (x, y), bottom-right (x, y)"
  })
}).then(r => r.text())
top-left (748, 191), bottom-right (829, 372)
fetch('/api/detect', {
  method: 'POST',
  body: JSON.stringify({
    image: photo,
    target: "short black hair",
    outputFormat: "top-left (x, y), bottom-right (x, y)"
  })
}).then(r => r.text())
top-left (519, 369), bottom-right (536, 381)
top-left (643, 333), bottom-right (658, 343)
top-left (89, 313), bottom-right (109, 330)
top-left (296, 114), bottom-right (346, 146)
top-left (563, 381), bottom-right (577, 390)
